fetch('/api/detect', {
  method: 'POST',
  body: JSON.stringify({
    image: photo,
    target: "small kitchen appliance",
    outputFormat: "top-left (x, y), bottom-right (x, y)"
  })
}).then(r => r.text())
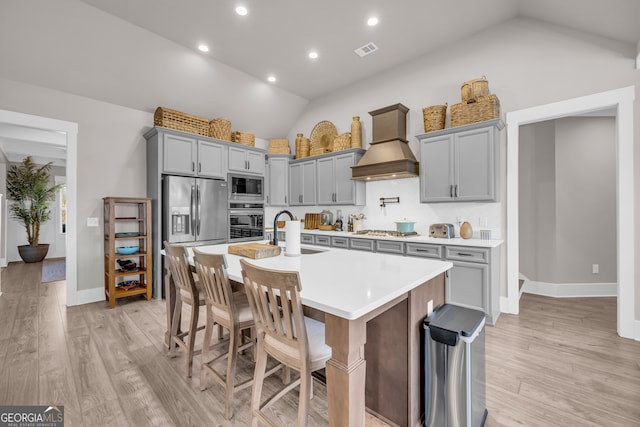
top-left (429, 223), bottom-right (455, 239)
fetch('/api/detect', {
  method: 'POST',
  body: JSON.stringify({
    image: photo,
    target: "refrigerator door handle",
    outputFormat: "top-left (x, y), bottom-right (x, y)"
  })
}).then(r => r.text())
top-left (190, 184), bottom-right (196, 237)
top-left (196, 183), bottom-right (201, 236)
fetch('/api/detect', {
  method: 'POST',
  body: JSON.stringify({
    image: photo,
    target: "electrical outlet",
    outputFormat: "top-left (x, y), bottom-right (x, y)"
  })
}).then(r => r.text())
top-left (592, 264), bottom-right (599, 274)
top-left (87, 217), bottom-right (99, 227)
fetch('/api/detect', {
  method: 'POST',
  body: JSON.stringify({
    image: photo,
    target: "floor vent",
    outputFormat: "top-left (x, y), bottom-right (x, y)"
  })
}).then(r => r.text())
top-left (354, 42), bottom-right (379, 57)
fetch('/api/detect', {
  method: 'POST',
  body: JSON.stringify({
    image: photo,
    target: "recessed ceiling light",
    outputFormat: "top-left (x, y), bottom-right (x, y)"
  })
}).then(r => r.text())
top-left (367, 17), bottom-right (379, 26)
top-left (235, 6), bottom-right (248, 16)
top-left (267, 75), bottom-right (276, 83)
top-left (308, 51), bottom-right (319, 59)
top-left (198, 44), bottom-right (209, 53)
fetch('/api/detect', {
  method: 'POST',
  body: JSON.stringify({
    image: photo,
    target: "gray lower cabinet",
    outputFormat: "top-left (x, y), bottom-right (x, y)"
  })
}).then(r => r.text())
top-left (375, 240), bottom-right (404, 255)
top-left (405, 242), bottom-right (500, 325)
top-left (350, 238), bottom-right (374, 252)
top-left (417, 119), bottom-right (503, 203)
top-left (289, 160), bottom-right (316, 206)
top-left (314, 235), bottom-right (331, 246)
top-left (331, 236), bottom-right (349, 248)
top-left (301, 233), bottom-right (315, 245)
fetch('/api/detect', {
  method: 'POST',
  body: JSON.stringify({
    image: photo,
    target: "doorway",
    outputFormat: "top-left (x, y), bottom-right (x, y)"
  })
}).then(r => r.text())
top-left (505, 86), bottom-right (635, 339)
top-left (0, 109), bottom-right (78, 306)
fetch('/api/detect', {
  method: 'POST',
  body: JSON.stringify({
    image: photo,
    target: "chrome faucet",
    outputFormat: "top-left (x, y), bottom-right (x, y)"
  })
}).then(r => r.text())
top-left (272, 210), bottom-right (294, 246)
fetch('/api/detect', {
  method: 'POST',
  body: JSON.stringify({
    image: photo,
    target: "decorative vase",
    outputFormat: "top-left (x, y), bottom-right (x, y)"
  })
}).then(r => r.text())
top-left (460, 222), bottom-right (473, 239)
top-left (350, 116), bottom-right (362, 148)
top-left (18, 244), bottom-right (49, 263)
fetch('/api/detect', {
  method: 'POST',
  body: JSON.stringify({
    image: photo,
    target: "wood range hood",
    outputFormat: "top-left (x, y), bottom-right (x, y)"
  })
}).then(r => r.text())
top-left (351, 103), bottom-right (419, 181)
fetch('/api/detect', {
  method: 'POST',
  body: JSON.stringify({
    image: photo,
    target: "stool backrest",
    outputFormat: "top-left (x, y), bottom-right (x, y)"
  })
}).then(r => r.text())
top-left (164, 241), bottom-right (198, 299)
top-left (193, 249), bottom-right (236, 324)
top-left (240, 259), bottom-right (309, 365)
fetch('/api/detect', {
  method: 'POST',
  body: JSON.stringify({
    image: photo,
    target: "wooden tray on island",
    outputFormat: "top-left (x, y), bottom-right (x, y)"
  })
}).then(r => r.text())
top-left (228, 243), bottom-right (281, 259)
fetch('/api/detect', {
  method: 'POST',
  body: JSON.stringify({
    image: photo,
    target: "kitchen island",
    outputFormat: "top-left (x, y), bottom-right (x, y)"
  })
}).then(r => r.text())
top-left (171, 242), bottom-right (452, 426)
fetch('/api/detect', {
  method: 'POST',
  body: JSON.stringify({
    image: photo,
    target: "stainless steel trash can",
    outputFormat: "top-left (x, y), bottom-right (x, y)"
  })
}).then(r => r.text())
top-left (423, 304), bottom-right (487, 427)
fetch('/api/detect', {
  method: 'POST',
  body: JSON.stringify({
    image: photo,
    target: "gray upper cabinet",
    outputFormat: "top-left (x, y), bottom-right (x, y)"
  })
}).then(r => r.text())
top-left (266, 155), bottom-right (291, 206)
top-left (417, 119), bottom-right (503, 203)
top-left (317, 151), bottom-right (365, 205)
top-left (228, 145), bottom-right (265, 175)
top-left (197, 140), bottom-right (226, 178)
top-left (162, 132), bottom-right (225, 178)
top-left (289, 160), bottom-right (316, 206)
top-left (163, 133), bottom-right (197, 175)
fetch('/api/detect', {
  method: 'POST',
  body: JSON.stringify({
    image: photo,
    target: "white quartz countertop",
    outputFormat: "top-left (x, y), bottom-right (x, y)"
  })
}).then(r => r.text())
top-left (185, 241), bottom-right (452, 321)
top-left (285, 228), bottom-right (504, 248)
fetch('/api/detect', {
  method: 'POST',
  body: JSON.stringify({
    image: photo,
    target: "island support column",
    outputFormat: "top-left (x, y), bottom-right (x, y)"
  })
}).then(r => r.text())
top-left (324, 314), bottom-right (367, 427)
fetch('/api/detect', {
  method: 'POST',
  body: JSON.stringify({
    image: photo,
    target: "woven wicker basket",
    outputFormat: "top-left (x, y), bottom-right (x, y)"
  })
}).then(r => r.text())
top-left (209, 118), bottom-right (232, 141)
top-left (450, 95), bottom-right (500, 127)
top-left (422, 104), bottom-right (447, 132)
top-left (154, 107), bottom-right (209, 136)
top-left (461, 77), bottom-right (490, 103)
top-left (332, 132), bottom-right (351, 152)
top-left (231, 131), bottom-right (255, 146)
top-left (310, 145), bottom-right (331, 156)
top-left (268, 138), bottom-right (290, 154)
top-left (295, 137), bottom-right (310, 159)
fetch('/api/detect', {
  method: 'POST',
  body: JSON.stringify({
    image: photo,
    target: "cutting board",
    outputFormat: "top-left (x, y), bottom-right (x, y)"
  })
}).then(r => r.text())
top-left (228, 243), bottom-right (281, 259)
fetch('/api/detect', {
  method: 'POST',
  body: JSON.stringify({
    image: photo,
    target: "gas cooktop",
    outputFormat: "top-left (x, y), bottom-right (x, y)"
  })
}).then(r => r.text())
top-left (353, 229), bottom-right (419, 238)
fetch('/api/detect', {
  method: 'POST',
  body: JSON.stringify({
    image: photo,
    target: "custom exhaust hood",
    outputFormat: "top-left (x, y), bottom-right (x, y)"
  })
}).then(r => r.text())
top-left (351, 103), bottom-right (419, 181)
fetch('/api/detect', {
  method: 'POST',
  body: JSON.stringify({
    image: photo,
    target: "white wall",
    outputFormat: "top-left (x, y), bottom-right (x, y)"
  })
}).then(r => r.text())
top-left (284, 17), bottom-right (640, 317)
top-left (519, 117), bottom-right (616, 284)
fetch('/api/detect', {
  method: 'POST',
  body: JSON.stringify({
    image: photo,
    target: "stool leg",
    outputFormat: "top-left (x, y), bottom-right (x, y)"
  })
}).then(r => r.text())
top-left (200, 305), bottom-right (214, 391)
top-left (250, 337), bottom-right (268, 427)
top-left (186, 302), bottom-right (199, 378)
top-left (297, 367), bottom-right (311, 426)
top-left (224, 325), bottom-right (240, 420)
top-left (168, 298), bottom-right (182, 357)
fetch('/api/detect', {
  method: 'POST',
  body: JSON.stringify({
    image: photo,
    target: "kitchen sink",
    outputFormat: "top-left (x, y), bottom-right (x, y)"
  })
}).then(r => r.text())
top-left (300, 247), bottom-right (325, 255)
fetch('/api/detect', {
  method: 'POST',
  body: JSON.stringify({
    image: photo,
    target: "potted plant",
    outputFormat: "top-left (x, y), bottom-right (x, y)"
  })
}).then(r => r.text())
top-left (7, 156), bottom-right (61, 263)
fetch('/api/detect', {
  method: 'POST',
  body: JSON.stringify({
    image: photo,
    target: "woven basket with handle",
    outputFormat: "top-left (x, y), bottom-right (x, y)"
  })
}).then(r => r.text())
top-left (461, 76), bottom-right (490, 103)
top-left (154, 107), bottom-right (209, 136)
top-left (332, 132), bottom-right (351, 152)
top-left (450, 95), bottom-right (500, 127)
top-left (231, 131), bottom-right (255, 146)
top-left (422, 104), bottom-right (447, 132)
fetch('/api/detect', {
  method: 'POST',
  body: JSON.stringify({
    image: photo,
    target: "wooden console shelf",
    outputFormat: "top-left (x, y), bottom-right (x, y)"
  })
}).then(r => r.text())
top-left (103, 197), bottom-right (152, 308)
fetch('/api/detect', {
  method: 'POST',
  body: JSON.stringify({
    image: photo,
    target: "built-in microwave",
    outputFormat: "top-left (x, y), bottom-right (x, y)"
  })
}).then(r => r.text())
top-left (228, 173), bottom-right (264, 202)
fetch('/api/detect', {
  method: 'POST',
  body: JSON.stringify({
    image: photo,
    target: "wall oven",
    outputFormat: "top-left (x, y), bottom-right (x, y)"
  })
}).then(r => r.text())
top-left (228, 173), bottom-right (264, 202)
top-left (228, 202), bottom-right (265, 242)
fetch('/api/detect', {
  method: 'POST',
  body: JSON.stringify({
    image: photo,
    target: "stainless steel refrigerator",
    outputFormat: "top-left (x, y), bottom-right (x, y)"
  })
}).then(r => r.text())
top-left (163, 175), bottom-right (227, 245)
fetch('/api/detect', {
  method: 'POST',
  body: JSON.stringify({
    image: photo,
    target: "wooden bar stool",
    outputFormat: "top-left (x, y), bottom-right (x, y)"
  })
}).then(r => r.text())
top-left (193, 249), bottom-right (256, 420)
top-left (164, 241), bottom-right (207, 379)
top-left (240, 259), bottom-right (332, 427)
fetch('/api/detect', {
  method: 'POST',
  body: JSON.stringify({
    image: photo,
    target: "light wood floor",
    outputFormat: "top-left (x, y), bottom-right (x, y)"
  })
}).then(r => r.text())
top-left (1, 261), bottom-right (639, 426)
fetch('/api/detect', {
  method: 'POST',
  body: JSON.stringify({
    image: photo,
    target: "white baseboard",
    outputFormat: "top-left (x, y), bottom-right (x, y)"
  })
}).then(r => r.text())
top-left (635, 320), bottom-right (640, 342)
top-left (521, 280), bottom-right (616, 298)
top-left (73, 287), bottom-right (104, 306)
top-left (0, 258), bottom-right (6, 268)
top-left (500, 296), bottom-right (510, 314)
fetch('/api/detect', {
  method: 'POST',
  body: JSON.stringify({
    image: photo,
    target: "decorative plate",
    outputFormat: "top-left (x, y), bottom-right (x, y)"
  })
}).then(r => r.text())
top-left (310, 121), bottom-right (338, 151)
top-left (115, 232), bottom-right (141, 238)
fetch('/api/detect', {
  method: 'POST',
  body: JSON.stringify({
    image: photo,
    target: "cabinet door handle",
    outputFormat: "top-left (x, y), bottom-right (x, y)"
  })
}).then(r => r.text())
top-left (450, 184), bottom-right (453, 198)
top-left (192, 161), bottom-right (195, 172)
top-left (266, 195), bottom-right (269, 204)
top-left (454, 184), bottom-right (458, 198)
top-left (198, 162), bottom-right (201, 173)
top-left (247, 160), bottom-right (250, 170)
top-left (456, 252), bottom-right (474, 257)
top-left (285, 195), bottom-right (287, 204)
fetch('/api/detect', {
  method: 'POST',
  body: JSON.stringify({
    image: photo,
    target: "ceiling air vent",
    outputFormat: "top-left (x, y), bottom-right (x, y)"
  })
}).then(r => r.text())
top-left (354, 42), bottom-right (379, 58)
